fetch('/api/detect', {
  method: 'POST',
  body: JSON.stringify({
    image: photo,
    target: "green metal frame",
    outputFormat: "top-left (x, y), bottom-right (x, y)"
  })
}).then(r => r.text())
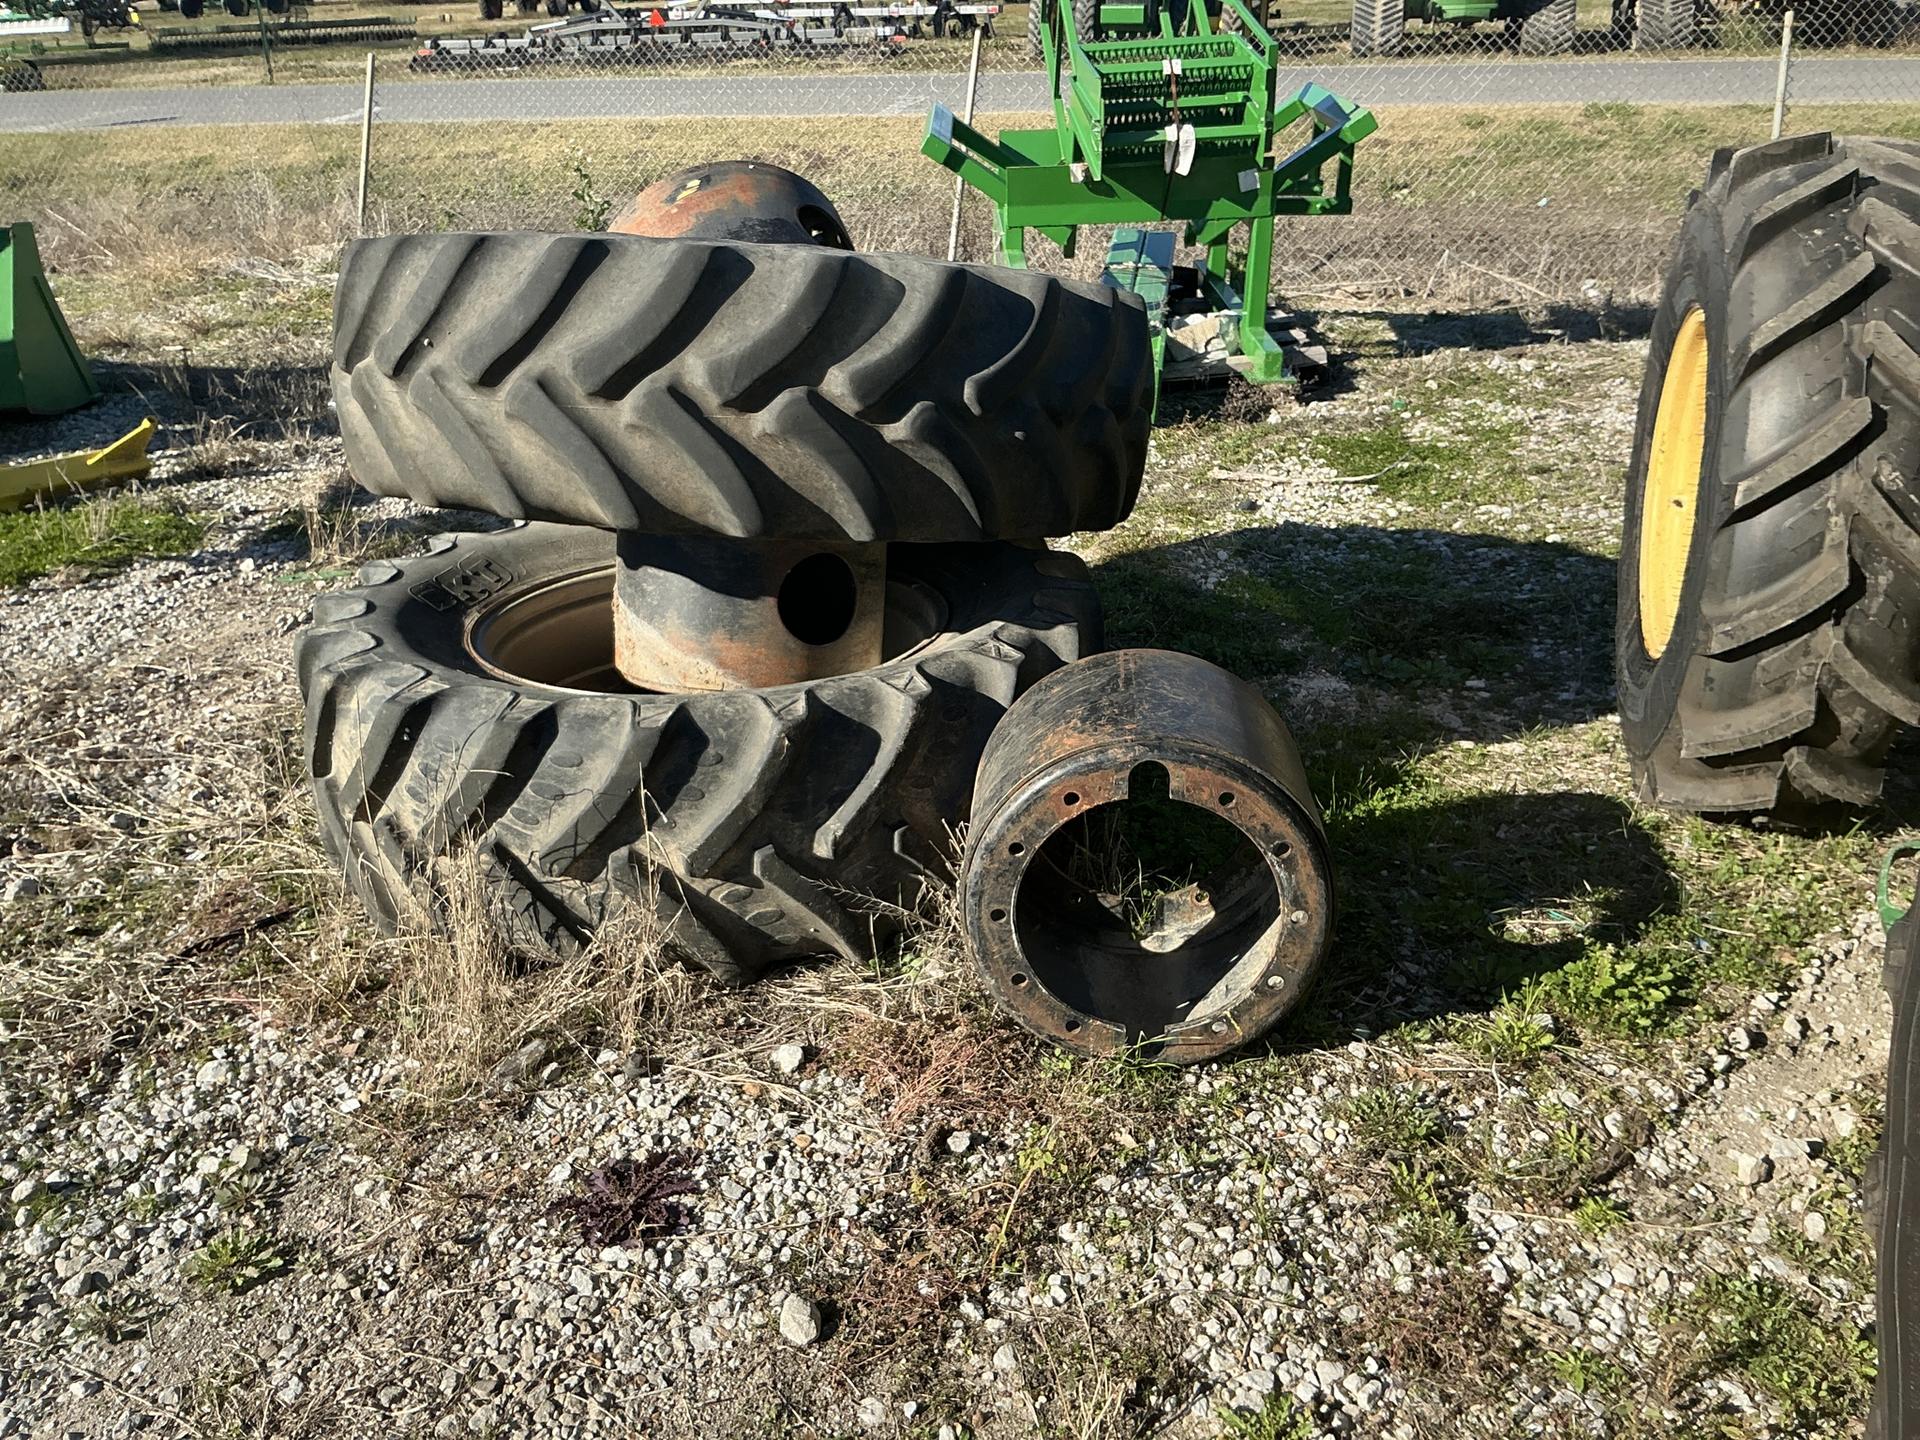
top-left (923, 0), bottom-right (1373, 388)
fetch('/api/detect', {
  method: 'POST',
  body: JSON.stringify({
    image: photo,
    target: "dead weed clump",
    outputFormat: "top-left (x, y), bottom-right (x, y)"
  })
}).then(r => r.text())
top-left (367, 850), bottom-right (704, 1104)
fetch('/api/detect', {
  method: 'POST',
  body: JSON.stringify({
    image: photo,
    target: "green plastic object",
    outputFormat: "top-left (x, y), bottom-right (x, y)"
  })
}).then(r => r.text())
top-left (1, 221), bottom-right (100, 417)
top-left (923, 0), bottom-right (1373, 397)
top-left (1879, 840), bottom-right (1920, 931)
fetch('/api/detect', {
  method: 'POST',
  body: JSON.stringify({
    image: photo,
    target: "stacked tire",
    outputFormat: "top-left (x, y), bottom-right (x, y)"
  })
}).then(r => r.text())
top-left (302, 177), bottom-right (1153, 981)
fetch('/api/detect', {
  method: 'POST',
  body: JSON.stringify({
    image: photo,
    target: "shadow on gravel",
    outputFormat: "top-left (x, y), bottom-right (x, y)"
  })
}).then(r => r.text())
top-left (1090, 524), bottom-right (1681, 1038)
top-left (1158, 300), bottom-right (1656, 419)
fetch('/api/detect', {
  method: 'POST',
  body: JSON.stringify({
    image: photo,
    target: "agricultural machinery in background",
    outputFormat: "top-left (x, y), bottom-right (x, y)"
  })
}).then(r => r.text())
top-left (413, 0), bottom-right (993, 66)
top-left (926, 0), bottom-right (1371, 399)
top-left (0, 0), bottom-right (136, 40)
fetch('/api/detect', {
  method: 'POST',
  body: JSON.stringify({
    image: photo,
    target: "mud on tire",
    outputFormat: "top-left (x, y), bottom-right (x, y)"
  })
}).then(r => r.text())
top-left (1616, 133), bottom-right (1920, 821)
top-left (330, 232), bottom-right (1152, 544)
top-left (296, 524), bottom-right (1103, 981)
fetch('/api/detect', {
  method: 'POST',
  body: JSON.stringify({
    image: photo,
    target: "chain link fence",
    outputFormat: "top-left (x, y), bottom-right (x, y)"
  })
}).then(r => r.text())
top-left (2, 0), bottom-right (1916, 302)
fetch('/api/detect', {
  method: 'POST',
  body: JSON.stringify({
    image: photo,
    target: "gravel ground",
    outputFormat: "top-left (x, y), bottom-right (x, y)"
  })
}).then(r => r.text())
top-left (0, 305), bottom-right (1900, 1439)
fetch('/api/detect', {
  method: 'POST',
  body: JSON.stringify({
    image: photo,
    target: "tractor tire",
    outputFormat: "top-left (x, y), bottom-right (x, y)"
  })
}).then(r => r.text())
top-left (546, 0), bottom-right (567, 13)
top-left (1879, 876), bottom-right (1920, 1440)
top-left (1072, 0), bottom-right (1098, 40)
top-left (1631, 0), bottom-right (1694, 47)
top-left (479, 0), bottom-right (503, 18)
top-left (331, 232), bottom-right (1151, 544)
top-left (223, 0), bottom-right (247, 14)
top-left (1516, 0), bottom-right (1575, 52)
top-left (1615, 133), bottom-right (1920, 822)
top-left (179, 0), bottom-right (203, 14)
top-left (1026, 0), bottom-right (1048, 57)
top-left (296, 523), bottom-right (1103, 981)
top-left (1349, 0), bottom-right (1404, 56)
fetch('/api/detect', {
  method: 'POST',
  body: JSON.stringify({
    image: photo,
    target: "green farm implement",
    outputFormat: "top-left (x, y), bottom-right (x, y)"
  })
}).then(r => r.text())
top-left (923, 0), bottom-right (1372, 399)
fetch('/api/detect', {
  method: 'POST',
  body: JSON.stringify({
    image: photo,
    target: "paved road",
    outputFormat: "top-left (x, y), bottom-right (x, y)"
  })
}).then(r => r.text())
top-left (3, 55), bottom-right (1915, 130)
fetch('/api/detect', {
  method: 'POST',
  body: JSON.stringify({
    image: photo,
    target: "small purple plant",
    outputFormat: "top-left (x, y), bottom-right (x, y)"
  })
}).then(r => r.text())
top-left (548, 1152), bottom-right (698, 1248)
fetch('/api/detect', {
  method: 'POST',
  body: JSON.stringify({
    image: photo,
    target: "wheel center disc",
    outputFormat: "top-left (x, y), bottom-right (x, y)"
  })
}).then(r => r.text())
top-left (1638, 305), bottom-right (1710, 661)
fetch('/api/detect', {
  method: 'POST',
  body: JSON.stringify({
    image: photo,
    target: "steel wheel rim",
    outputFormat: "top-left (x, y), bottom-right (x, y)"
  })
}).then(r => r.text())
top-left (1637, 305), bottom-right (1710, 660)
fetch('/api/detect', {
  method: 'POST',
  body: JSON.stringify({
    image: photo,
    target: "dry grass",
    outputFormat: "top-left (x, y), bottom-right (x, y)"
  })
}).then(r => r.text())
top-left (12, 103), bottom-right (1920, 311)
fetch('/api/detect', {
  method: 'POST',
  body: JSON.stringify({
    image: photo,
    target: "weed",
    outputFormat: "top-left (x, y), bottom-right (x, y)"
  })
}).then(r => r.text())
top-left (1678, 1273), bottom-right (1875, 1432)
top-left (548, 1153), bottom-right (698, 1248)
top-left (1217, 1392), bottom-right (1314, 1440)
top-left (183, 1229), bottom-right (287, 1294)
top-left (1464, 998), bottom-right (1557, 1066)
top-left (71, 1289), bottom-right (153, 1342)
top-left (1550, 1347), bottom-right (1623, 1396)
top-left (568, 153), bottom-right (613, 231)
top-left (1343, 1085), bottom-right (1443, 1154)
top-left (1547, 939), bottom-right (1684, 1036)
top-left (1387, 1160), bottom-right (1471, 1261)
top-left (1571, 1195), bottom-right (1627, 1237)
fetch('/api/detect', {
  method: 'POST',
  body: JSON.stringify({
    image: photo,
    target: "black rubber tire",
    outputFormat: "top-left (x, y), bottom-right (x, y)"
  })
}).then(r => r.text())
top-left (1026, 0), bottom-right (1047, 58)
top-left (1516, 0), bottom-right (1575, 52)
top-left (222, 0), bottom-right (247, 14)
top-left (479, 0), bottom-right (502, 19)
top-left (331, 232), bottom-right (1151, 544)
top-left (1877, 878), bottom-right (1920, 1440)
top-left (1349, 0), bottom-right (1404, 55)
top-left (296, 523), bottom-right (1103, 981)
top-left (546, 0), bottom-right (567, 13)
top-left (178, 0), bottom-right (203, 15)
top-left (1631, 0), bottom-right (1694, 47)
top-left (1072, 0), bottom-right (1097, 40)
top-left (1616, 134), bottom-right (1920, 821)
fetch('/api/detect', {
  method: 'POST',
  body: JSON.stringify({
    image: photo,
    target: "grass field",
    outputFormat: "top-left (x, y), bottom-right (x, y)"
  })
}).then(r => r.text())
top-left (8, 102), bottom-right (1920, 305)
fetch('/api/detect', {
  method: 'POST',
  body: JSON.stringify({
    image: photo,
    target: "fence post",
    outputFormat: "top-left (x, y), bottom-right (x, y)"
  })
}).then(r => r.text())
top-left (256, 0), bottom-right (273, 84)
top-left (946, 24), bottom-right (984, 263)
top-left (1771, 8), bottom-right (1795, 141)
top-left (357, 51), bottom-right (376, 232)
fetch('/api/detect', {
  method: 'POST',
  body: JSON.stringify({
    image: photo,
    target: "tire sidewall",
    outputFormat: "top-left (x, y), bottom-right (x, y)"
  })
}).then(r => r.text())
top-left (1616, 195), bottom-right (1731, 760)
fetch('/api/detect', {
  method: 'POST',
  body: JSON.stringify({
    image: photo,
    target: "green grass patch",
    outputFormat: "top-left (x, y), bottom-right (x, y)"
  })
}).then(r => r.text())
top-left (0, 497), bottom-right (204, 588)
top-left (1677, 1273), bottom-right (1875, 1433)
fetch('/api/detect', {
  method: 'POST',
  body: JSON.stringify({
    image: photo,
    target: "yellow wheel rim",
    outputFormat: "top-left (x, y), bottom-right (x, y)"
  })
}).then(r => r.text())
top-left (1637, 306), bottom-right (1710, 660)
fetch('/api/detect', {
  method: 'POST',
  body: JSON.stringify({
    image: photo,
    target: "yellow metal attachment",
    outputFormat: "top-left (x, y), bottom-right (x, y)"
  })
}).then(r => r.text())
top-left (1637, 307), bottom-right (1709, 660)
top-left (0, 417), bottom-right (156, 514)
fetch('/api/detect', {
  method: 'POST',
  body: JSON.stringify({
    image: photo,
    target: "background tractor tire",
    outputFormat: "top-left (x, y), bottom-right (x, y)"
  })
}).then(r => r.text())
top-left (1026, 0), bottom-right (1048, 57)
top-left (1516, 0), bottom-right (1576, 52)
top-left (332, 232), bottom-right (1151, 544)
top-left (1072, 0), bottom-right (1098, 40)
top-left (1616, 133), bottom-right (1920, 821)
top-left (296, 523), bottom-right (1103, 982)
top-left (1631, 0), bottom-right (1695, 47)
top-left (1349, 0), bottom-right (1404, 56)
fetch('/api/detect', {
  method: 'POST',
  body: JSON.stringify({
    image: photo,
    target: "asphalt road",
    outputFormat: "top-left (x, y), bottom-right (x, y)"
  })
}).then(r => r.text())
top-left (3, 55), bottom-right (1916, 131)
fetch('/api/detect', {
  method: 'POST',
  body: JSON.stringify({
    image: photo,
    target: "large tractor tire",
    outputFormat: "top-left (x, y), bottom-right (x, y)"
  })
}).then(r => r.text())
top-left (479, 0), bottom-right (504, 19)
top-left (331, 232), bottom-right (1151, 544)
top-left (1880, 871), bottom-right (1920, 1440)
top-left (1349, 0), bottom-right (1404, 56)
top-left (1616, 133), bottom-right (1920, 821)
top-left (177, 0), bottom-right (203, 15)
top-left (1072, 0), bottom-right (1098, 40)
top-left (1516, 0), bottom-right (1576, 52)
top-left (1631, 0), bottom-right (1695, 47)
top-left (296, 524), bottom-right (1103, 981)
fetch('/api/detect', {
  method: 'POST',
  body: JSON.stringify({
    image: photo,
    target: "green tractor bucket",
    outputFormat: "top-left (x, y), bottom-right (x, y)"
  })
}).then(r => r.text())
top-left (1, 221), bottom-right (100, 417)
